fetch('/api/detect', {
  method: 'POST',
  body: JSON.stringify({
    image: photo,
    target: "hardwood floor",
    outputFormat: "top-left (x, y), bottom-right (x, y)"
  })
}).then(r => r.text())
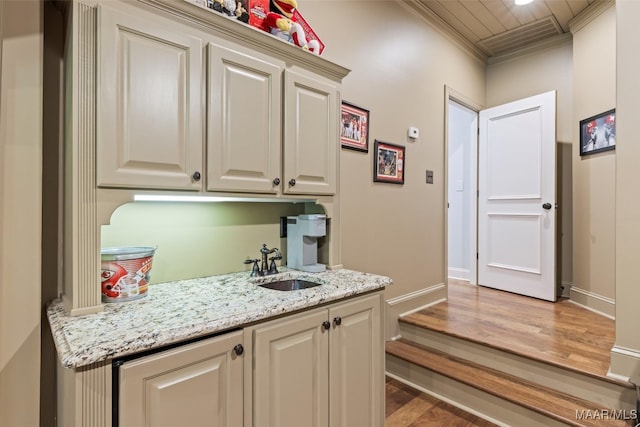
top-left (385, 279), bottom-right (635, 426)
top-left (385, 376), bottom-right (497, 427)
top-left (405, 279), bottom-right (616, 379)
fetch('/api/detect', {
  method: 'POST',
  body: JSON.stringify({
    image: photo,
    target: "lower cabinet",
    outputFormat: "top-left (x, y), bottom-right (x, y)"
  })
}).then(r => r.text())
top-left (115, 292), bottom-right (383, 427)
top-left (117, 330), bottom-right (244, 427)
top-left (247, 292), bottom-right (384, 427)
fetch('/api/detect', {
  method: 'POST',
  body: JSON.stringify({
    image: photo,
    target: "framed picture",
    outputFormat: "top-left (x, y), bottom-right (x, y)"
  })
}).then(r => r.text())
top-left (373, 140), bottom-right (405, 185)
top-left (579, 109), bottom-right (616, 156)
top-left (340, 101), bottom-right (369, 152)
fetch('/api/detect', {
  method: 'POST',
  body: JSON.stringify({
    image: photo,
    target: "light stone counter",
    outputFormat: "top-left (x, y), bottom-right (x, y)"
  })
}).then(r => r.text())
top-left (47, 268), bottom-right (391, 369)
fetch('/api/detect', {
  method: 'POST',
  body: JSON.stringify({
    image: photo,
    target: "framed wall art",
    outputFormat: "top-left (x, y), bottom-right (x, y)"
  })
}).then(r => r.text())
top-left (579, 108), bottom-right (616, 156)
top-left (373, 140), bottom-right (405, 184)
top-left (340, 101), bottom-right (369, 152)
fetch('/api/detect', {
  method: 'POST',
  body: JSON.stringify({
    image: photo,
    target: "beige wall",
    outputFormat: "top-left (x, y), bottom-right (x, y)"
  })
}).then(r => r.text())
top-left (571, 5), bottom-right (616, 312)
top-left (0, 1), bottom-right (43, 426)
top-left (486, 39), bottom-right (575, 292)
top-left (612, 0), bottom-right (640, 383)
top-left (302, 1), bottom-right (486, 302)
top-left (102, 202), bottom-right (309, 284)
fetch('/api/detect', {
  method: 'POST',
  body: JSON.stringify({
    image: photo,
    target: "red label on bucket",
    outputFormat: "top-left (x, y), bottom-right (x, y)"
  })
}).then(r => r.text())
top-left (101, 256), bottom-right (153, 302)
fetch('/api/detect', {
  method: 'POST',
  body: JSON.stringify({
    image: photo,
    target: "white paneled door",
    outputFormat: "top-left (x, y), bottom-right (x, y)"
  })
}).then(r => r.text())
top-left (478, 91), bottom-right (557, 301)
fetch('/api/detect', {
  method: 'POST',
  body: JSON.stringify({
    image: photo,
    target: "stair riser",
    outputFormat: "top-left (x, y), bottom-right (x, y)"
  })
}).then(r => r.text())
top-left (386, 355), bottom-right (573, 427)
top-left (399, 322), bottom-right (635, 410)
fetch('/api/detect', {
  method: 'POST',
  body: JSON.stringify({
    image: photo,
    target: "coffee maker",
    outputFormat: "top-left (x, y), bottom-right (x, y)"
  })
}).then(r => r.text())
top-left (286, 214), bottom-right (326, 272)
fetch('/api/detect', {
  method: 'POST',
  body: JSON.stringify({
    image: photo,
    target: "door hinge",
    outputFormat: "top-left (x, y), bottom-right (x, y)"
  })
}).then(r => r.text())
top-left (476, 252), bottom-right (479, 260)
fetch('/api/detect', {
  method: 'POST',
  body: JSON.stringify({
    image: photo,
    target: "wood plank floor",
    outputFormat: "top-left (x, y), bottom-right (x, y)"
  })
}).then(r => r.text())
top-left (402, 279), bottom-right (618, 381)
top-left (385, 376), bottom-right (498, 427)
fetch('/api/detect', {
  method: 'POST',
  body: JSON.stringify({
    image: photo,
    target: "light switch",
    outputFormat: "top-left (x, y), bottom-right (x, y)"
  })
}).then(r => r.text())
top-left (456, 179), bottom-right (464, 192)
top-left (426, 170), bottom-right (434, 184)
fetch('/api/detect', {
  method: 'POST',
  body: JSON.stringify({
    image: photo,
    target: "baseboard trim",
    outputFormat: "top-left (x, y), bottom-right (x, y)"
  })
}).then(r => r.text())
top-left (569, 286), bottom-right (615, 319)
top-left (385, 283), bottom-right (446, 340)
top-left (609, 345), bottom-right (640, 384)
top-left (448, 267), bottom-right (469, 281)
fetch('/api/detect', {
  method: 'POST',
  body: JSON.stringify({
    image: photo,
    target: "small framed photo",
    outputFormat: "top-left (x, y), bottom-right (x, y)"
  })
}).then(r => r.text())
top-left (580, 109), bottom-right (616, 156)
top-left (340, 101), bottom-right (369, 152)
top-left (373, 140), bottom-right (405, 185)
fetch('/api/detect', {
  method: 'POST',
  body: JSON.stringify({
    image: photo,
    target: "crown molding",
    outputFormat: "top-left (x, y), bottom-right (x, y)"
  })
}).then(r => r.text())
top-left (397, 0), bottom-right (488, 65)
top-left (569, 0), bottom-right (615, 34)
top-left (487, 33), bottom-right (573, 66)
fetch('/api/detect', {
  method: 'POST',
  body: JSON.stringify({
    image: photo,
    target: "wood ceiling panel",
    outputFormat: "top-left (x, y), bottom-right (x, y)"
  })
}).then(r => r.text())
top-left (502, 0), bottom-right (538, 25)
top-left (461, 0), bottom-right (507, 35)
top-left (439, 0), bottom-right (494, 39)
top-left (403, 0), bottom-right (596, 59)
top-left (422, 0), bottom-right (483, 42)
top-left (480, 0), bottom-right (522, 30)
top-left (525, 0), bottom-right (555, 21)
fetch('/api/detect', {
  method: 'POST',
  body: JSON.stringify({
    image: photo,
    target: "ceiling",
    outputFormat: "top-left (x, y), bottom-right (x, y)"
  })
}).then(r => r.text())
top-left (401, 0), bottom-right (600, 58)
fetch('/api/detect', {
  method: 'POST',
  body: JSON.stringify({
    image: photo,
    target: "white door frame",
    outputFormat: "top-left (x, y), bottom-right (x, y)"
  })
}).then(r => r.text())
top-left (444, 86), bottom-right (483, 286)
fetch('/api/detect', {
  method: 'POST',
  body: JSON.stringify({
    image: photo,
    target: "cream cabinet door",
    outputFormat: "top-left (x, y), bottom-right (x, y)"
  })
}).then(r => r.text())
top-left (207, 42), bottom-right (282, 194)
top-left (119, 330), bottom-right (244, 427)
top-left (329, 293), bottom-right (384, 427)
top-left (98, 4), bottom-right (203, 190)
top-left (283, 69), bottom-right (338, 195)
top-left (252, 308), bottom-right (329, 427)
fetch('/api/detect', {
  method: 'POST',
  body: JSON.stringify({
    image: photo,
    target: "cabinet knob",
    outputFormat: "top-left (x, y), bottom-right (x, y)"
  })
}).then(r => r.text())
top-left (273, 177), bottom-right (281, 186)
top-left (233, 344), bottom-right (244, 356)
top-left (192, 171), bottom-right (201, 182)
top-left (333, 316), bottom-right (342, 327)
top-left (289, 178), bottom-right (296, 187)
top-left (322, 320), bottom-right (331, 331)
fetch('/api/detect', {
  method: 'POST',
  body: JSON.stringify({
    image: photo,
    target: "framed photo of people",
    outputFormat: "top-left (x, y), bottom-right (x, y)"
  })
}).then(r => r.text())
top-left (340, 101), bottom-right (369, 152)
top-left (579, 109), bottom-right (616, 156)
top-left (373, 140), bottom-right (405, 185)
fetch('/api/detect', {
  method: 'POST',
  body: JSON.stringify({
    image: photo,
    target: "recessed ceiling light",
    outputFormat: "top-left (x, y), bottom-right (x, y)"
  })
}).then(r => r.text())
top-left (515, 0), bottom-right (534, 5)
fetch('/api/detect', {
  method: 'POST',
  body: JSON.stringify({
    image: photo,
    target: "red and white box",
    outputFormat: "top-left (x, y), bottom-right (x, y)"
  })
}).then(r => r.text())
top-left (248, 0), bottom-right (269, 30)
top-left (292, 9), bottom-right (325, 55)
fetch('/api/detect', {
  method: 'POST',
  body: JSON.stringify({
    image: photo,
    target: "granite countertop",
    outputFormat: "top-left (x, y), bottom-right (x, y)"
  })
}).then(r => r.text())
top-left (47, 268), bottom-right (391, 369)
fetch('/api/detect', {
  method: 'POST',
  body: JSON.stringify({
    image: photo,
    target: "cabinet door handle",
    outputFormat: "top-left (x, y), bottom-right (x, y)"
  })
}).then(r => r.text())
top-left (273, 177), bottom-right (281, 186)
top-left (333, 316), bottom-right (342, 327)
top-left (192, 171), bottom-right (201, 182)
top-left (233, 344), bottom-right (244, 356)
top-left (322, 320), bottom-right (331, 331)
top-left (289, 178), bottom-right (296, 187)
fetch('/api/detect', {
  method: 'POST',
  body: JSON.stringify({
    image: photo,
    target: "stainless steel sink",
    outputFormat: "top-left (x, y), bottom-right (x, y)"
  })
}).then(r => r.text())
top-left (258, 279), bottom-right (322, 291)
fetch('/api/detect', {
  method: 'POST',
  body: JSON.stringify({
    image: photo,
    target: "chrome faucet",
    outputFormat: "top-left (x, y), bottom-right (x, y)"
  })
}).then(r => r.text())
top-left (243, 244), bottom-right (282, 277)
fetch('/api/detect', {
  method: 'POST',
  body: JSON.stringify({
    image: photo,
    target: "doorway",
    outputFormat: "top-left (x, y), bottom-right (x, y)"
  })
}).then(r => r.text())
top-left (446, 98), bottom-right (478, 285)
top-left (446, 89), bottom-right (559, 301)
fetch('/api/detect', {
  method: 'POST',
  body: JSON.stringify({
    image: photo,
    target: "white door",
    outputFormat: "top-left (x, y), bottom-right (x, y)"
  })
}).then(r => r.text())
top-left (478, 91), bottom-right (556, 301)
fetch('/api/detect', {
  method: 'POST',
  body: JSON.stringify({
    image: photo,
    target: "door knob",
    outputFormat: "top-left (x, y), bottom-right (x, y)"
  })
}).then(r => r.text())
top-left (322, 320), bottom-right (331, 331)
top-left (233, 344), bottom-right (244, 356)
top-left (542, 202), bottom-right (552, 210)
top-left (289, 179), bottom-right (296, 187)
top-left (192, 171), bottom-right (201, 182)
top-left (273, 177), bottom-right (281, 186)
top-left (333, 316), bottom-right (342, 327)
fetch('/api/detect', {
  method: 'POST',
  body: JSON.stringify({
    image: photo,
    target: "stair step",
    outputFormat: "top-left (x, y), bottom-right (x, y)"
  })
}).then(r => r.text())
top-left (386, 338), bottom-right (632, 427)
top-left (397, 318), bottom-right (636, 409)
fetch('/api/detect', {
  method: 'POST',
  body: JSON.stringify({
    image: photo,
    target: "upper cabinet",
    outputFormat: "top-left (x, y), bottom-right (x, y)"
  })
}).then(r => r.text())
top-left (97, 1), bottom-right (343, 196)
top-left (283, 69), bottom-right (337, 195)
top-left (97, 5), bottom-right (204, 190)
top-left (206, 42), bottom-right (283, 194)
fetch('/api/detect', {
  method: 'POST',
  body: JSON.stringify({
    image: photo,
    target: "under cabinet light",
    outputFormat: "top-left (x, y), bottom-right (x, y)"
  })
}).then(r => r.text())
top-left (133, 194), bottom-right (315, 203)
top-left (515, 0), bottom-right (534, 5)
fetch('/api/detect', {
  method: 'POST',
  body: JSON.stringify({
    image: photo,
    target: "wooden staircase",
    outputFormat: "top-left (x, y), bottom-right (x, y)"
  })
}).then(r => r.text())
top-left (385, 281), bottom-right (637, 427)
